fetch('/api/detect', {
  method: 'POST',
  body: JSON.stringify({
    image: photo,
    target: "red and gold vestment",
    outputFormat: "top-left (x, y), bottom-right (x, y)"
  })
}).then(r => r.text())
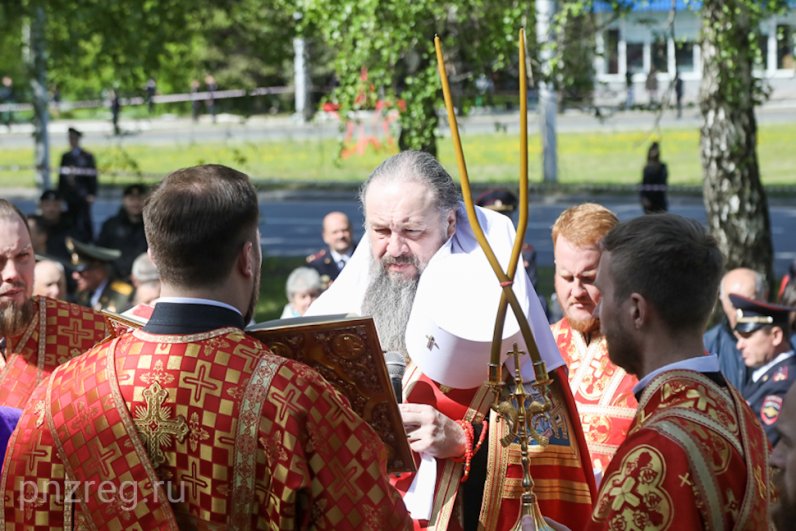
top-left (391, 365), bottom-right (595, 531)
top-left (551, 318), bottom-right (638, 475)
top-left (0, 326), bottom-right (410, 529)
top-left (0, 296), bottom-right (109, 409)
top-left (587, 369), bottom-right (771, 530)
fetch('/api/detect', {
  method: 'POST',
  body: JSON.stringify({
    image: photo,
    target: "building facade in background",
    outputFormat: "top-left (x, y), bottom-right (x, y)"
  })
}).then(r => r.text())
top-left (593, 1), bottom-right (796, 105)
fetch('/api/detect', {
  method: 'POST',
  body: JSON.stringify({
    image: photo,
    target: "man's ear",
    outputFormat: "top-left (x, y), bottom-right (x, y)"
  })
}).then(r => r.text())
top-left (238, 241), bottom-right (255, 278)
top-left (772, 326), bottom-right (786, 347)
top-left (446, 209), bottom-right (456, 238)
top-left (630, 293), bottom-right (647, 330)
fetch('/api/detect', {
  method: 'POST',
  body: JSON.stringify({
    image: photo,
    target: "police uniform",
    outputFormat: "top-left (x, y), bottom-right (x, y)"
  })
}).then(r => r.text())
top-left (732, 293), bottom-right (796, 445)
top-left (306, 245), bottom-right (354, 289)
top-left (67, 238), bottom-right (134, 313)
top-left (58, 127), bottom-right (98, 240)
top-left (38, 189), bottom-right (86, 262)
top-left (475, 188), bottom-right (518, 215)
top-left (96, 183), bottom-right (148, 280)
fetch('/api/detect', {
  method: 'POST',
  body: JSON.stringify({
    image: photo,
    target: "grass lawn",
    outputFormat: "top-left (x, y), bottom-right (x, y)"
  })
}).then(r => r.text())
top-left (255, 256), bottom-right (307, 322)
top-left (3, 122), bottom-right (796, 188)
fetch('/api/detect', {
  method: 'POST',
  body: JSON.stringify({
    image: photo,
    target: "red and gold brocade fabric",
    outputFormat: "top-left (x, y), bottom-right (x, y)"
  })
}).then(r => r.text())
top-left (0, 327), bottom-right (410, 530)
top-left (551, 318), bottom-right (637, 475)
top-left (391, 365), bottom-right (594, 531)
top-left (587, 370), bottom-right (771, 530)
top-left (0, 296), bottom-right (109, 409)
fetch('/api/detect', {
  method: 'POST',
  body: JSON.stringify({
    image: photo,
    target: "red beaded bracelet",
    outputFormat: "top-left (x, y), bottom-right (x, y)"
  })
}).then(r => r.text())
top-left (473, 420), bottom-right (488, 455)
top-left (454, 419), bottom-right (473, 462)
top-left (455, 420), bottom-right (489, 482)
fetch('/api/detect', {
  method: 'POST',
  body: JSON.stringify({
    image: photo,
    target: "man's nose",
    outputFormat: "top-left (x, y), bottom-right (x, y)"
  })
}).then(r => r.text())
top-left (1, 259), bottom-right (20, 283)
top-left (572, 279), bottom-right (587, 297)
top-left (386, 233), bottom-right (407, 256)
top-left (735, 337), bottom-right (744, 350)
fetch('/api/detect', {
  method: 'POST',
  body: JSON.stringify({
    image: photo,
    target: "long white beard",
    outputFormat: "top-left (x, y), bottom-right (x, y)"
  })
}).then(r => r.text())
top-left (361, 254), bottom-right (420, 357)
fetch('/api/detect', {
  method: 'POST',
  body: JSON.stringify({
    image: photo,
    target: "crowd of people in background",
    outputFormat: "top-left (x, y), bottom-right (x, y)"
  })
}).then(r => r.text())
top-left (19, 127), bottom-right (154, 314)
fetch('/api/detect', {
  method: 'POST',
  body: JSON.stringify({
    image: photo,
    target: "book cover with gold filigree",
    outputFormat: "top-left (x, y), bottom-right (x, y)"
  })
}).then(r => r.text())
top-left (247, 315), bottom-right (414, 473)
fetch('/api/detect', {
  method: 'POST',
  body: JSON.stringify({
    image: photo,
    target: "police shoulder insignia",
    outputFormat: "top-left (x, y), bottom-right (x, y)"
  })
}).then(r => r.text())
top-left (773, 366), bottom-right (789, 382)
top-left (110, 280), bottom-right (134, 296)
top-left (761, 395), bottom-right (783, 426)
top-left (306, 248), bottom-right (327, 263)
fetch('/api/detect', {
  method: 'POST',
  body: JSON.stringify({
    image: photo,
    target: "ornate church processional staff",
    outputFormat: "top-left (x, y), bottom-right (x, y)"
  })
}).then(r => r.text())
top-left (434, 29), bottom-right (556, 531)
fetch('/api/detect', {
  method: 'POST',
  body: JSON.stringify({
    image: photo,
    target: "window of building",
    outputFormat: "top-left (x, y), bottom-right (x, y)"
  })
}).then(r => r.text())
top-left (627, 42), bottom-right (644, 73)
top-left (777, 24), bottom-right (794, 69)
top-left (652, 34), bottom-right (668, 73)
top-left (605, 29), bottom-right (620, 74)
top-left (674, 41), bottom-right (694, 73)
top-left (756, 33), bottom-right (769, 68)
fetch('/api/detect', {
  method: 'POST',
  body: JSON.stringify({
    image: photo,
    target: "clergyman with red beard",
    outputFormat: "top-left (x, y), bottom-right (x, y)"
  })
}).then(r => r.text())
top-left (549, 203), bottom-right (638, 483)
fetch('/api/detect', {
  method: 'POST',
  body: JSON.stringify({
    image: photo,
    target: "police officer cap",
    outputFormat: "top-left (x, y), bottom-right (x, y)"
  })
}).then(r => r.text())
top-left (66, 238), bottom-right (121, 272)
top-left (475, 188), bottom-right (518, 213)
top-left (730, 293), bottom-right (794, 334)
top-left (67, 127), bottom-right (83, 137)
top-left (39, 189), bottom-right (60, 202)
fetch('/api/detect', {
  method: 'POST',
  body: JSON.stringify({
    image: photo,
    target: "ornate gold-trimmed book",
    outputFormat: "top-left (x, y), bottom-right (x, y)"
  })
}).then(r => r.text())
top-left (104, 309), bottom-right (414, 473)
top-left (247, 315), bottom-right (414, 473)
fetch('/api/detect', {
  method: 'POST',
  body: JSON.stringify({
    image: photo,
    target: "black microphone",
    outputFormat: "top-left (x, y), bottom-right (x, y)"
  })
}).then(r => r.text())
top-left (384, 351), bottom-right (406, 403)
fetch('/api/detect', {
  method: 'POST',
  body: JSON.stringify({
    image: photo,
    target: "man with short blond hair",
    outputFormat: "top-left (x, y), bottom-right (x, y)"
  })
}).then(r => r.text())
top-left (550, 203), bottom-right (638, 480)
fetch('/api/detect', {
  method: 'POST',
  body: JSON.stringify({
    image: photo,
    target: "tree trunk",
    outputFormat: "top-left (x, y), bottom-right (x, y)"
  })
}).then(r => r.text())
top-left (699, 0), bottom-right (773, 288)
top-left (293, 36), bottom-right (313, 122)
top-left (537, 0), bottom-right (559, 183)
top-left (28, 3), bottom-right (50, 191)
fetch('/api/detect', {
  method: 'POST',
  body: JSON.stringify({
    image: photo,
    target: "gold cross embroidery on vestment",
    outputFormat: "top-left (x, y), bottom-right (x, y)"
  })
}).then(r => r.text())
top-left (133, 381), bottom-right (189, 468)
